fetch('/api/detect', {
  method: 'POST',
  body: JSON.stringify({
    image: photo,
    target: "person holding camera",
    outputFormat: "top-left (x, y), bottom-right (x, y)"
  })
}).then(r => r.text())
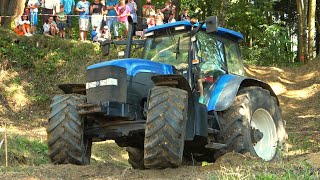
top-left (106, 0), bottom-right (119, 40)
top-left (161, 0), bottom-right (175, 24)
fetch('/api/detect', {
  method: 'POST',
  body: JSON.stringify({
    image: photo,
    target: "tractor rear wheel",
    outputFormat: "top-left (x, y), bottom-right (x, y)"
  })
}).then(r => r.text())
top-left (47, 94), bottom-right (92, 165)
top-left (215, 87), bottom-right (287, 161)
top-left (144, 86), bottom-right (188, 168)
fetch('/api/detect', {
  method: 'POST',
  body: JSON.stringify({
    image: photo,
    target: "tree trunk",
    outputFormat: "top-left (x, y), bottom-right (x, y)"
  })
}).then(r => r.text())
top-left (308, 0), bottom-right (316, 60)
top-left (297, 0), bottom-right (305, 62)
top-left (303, 0), bottom-right (309, 62)
top-left (0, 0), bottom-right (26, 28)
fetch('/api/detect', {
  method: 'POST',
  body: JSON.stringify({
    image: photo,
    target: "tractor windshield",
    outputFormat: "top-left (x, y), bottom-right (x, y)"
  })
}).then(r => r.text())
top-left (142, 31), bottom-right (190, 70)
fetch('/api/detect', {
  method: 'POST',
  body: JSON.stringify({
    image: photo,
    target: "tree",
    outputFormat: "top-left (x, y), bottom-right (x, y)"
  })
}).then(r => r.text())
top-left (297, 0), bottom-right (306, 62)
top-left (0, 0), bottom-right (26, 28)
top-left (308, 0), bottom-right (316, 61)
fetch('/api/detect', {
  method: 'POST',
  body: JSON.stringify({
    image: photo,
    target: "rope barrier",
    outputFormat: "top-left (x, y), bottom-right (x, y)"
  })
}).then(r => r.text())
top-left (0, 14), bottom-right (147, 19)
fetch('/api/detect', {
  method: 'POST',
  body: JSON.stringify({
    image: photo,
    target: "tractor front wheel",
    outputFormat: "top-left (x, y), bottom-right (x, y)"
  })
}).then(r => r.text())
top-left (144, 86), bottom-right (188, 169)
top-left (47, 94), bottom-right (92, 165)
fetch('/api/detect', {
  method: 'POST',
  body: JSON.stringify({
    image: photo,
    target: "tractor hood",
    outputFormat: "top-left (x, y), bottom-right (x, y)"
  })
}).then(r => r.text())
top-left (87, 58), bottom-right (174, 76)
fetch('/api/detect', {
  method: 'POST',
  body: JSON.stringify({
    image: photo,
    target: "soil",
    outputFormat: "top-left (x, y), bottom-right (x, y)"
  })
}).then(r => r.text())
top-left (1, 61), bottom-right (320, 179)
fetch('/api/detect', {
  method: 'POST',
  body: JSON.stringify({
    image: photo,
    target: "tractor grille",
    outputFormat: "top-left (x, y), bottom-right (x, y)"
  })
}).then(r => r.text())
top-left (86, 66), bottom-right (127, 104)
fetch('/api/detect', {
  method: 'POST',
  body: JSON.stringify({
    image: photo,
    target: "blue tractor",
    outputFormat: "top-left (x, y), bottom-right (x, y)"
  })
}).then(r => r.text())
top-left (47, 17), bottom-right (287, 169)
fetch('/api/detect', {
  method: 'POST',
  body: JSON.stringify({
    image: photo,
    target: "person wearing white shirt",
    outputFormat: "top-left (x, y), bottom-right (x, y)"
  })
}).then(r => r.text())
top-left (41, 0), bottom-right (60, 25)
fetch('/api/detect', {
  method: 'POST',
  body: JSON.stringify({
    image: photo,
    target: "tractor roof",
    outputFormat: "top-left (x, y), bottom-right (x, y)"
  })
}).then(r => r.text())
top-left (146, 21), bottom-right (244, 41)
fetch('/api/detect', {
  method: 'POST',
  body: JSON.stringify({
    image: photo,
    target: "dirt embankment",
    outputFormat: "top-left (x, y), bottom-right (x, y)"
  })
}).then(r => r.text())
top-left (1, 61), bottom-right (320, 179)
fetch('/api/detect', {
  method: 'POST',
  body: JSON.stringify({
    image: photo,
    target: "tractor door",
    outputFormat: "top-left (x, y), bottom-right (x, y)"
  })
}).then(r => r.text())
top-left (195, 32), bottom-right (226, 100)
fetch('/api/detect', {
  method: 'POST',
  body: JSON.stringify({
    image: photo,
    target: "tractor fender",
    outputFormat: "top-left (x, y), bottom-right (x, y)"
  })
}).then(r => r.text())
top-left (207, 74), bottom-right (279, 111)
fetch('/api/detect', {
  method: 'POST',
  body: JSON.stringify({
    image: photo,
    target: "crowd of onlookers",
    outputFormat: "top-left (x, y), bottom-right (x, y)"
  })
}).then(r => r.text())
top-left (9, 0), bottom-right (191, 42)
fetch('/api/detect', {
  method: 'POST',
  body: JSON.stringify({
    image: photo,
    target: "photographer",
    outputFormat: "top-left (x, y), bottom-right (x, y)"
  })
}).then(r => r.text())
top-left (161, 0), bottom-right (176, 24)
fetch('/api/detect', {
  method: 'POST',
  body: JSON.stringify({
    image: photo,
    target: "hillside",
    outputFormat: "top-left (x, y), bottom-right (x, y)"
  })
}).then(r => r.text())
top-left (0, 28), bottom-right (319, 179)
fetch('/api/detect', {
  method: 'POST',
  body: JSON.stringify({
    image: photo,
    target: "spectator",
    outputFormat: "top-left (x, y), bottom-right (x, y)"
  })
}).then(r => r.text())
top-left (161, 0), bottom-right (176, 24)
top-left (14, 14), bottom-right (32, 36)
top-left (115, 0), bottom-right (131, 31)
top-left (143, 0), bottom-right (155, 29)
top-left (147, 13), bottom-right (155, 28)
top-left (60, 0), bottom-right (75, 38)
top-left (155, 9), bottom-right (164, 25)
top-left (91, 25), bottom-right (99, 42)
top-left (75, 0), bottom-right (90, 41)
top-left (179, 8), bottom-right (190, 22)
top-left (106, 0), bottom-right (119, 40)
top-left (101, 25), bottom-right (112, 41)
top-left (127, 0), bottom-right (137, 24)
top-left (168, 13), bottom-right (176, 23)
top-left (90, 0), bottom-right (103, 32)
top-left (41, 0), bottom-right (60, 25)
top-left (27, 0), bottom-right (40, 34)
top-left (56, 5), bottom-right (67, 38)
top-left (43, 16), bottom-right (58, 36)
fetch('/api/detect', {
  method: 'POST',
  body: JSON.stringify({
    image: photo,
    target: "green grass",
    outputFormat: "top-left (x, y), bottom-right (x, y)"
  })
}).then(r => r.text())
top-left (0, 133), bottom-right (48, 168)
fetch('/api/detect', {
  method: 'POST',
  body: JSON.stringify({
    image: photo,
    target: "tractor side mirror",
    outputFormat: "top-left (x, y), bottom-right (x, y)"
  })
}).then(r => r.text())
top-left (205, 16), bottom-right (218, 33)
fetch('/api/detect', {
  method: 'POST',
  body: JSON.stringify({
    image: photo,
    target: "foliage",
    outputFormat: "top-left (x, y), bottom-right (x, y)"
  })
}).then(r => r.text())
top-left (0, 132), bottom-right (48, 167)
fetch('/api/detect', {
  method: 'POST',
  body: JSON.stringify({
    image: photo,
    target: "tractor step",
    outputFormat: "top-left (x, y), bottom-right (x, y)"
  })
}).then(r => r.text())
top-left (205, 142), bottom-right (227, 150)
top-left (208, 128), bottom-right (220, 135)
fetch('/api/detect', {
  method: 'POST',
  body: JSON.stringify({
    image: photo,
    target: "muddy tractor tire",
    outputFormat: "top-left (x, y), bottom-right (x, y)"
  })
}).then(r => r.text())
top-left (144, 86), bottom-right (188, 169)
top-left (216, 87), bottom-right (287, 161)
top-left (47, 94), bottom-right (92, 165)
top-left (126, 147), bottom-right (145, 169)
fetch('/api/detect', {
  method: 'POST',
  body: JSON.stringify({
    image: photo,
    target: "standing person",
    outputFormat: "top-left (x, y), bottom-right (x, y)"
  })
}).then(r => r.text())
top-left (106, 0), bottom-right (119, 40)
top-left (90, 0), bottom-right (104, 32)
top-left (179, 8), bottom-right (190, 22)
top-left (127, 0), bottom-right (137, 24)
top-left (143, 0), bottom-right (155, 26)
top-left (115, 0), bottom-right (130, 32)
top-left (60, 0), bottom-right (75, 39)
top-left (41, 0), bottom-right (60, 25)
top-left (27, 0), bottom-right (40, 34)
top-left (57, 5), bottom-right (67, 38)
top-left (75, 0), bottom-right (90, 41)
top-left (161, 0), bottom-right (175, 24)
top-left (155, 9), bottom-right (164, 26)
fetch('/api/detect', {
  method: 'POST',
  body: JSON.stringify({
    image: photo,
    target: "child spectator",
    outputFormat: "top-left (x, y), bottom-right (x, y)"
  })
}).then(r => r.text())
top-left (27, 0), bottom-right (40, 34)
top-left (155, 9), bottom-right (164, 25)
top-left (116, 0), bottom-right (131, 31)
top-left (101, 25), bottom-right (112, 41)
top-left (60, 0), bottom-right (76, 38)
top-left (14, 14), bottom-right (32, 36)
top-left (168, 13), bottom-right (176, 23)
top-left (56, 5), bottom-right (67, 38)
top-left (127, 0), bottom-right (137, 24)
top-left (162, 0), bottom-right (176, 24)
top-left (43, 16), bottom-right (58, 36)
top-left (91, 25), bottom-right (99, 42)
top-left (90, 0), bottom-right (103, 32)
top-left (143, 0), bottom-right (155, 29)
top-left (147, 13), bottom-right (155, 28)
top-left (75, 0), bottom-right (90, 41)
top-left (179, 8), bottom-right (191, 22)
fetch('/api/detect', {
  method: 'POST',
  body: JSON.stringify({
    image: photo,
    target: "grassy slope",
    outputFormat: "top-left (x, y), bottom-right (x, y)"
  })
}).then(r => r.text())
top-left (0, 28), bottom-right (319, 178)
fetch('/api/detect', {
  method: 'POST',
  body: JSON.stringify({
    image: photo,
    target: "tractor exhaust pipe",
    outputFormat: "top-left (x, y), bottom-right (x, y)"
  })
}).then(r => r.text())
top-left (125, 16), bottom-right (134, 58)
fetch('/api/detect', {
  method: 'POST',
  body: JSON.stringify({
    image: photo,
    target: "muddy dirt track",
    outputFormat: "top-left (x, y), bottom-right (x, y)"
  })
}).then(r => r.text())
top-left (1, 62), bottom-right (320, 179)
